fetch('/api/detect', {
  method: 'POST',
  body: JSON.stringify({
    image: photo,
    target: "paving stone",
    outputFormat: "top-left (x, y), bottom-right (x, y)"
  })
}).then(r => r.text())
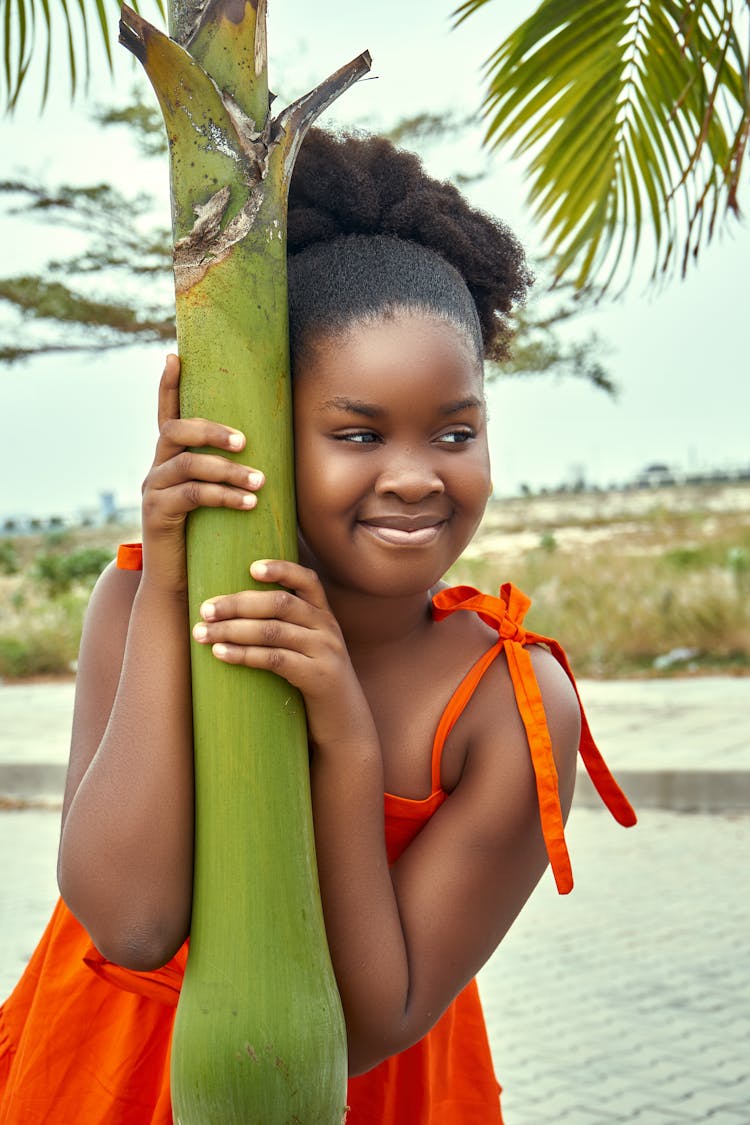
top-left (627, 1109), bottom-right (694, 1122)
top-left (479, 808), bottom-right (750, 1122)
top-left (1, 683), bottom-right (749, 1123)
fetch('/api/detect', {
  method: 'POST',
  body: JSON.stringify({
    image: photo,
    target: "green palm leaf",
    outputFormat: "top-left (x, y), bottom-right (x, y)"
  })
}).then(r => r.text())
top-left (455, 0), bottom-right (750, 292)
top-left (1, 0), bottom-right (163, 108)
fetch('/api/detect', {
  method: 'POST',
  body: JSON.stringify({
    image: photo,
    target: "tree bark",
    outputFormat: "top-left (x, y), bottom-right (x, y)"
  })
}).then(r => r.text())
top-left (120, 5), bottom-right (370, 1121)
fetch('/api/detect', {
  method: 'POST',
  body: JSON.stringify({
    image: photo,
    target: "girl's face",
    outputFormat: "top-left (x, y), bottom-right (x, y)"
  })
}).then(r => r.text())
top-left (293, 311), bottom-right (491, 600)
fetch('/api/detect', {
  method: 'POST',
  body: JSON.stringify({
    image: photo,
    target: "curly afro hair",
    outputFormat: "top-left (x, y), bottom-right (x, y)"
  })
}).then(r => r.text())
top-left (286, 128), bottom-right (532, 365)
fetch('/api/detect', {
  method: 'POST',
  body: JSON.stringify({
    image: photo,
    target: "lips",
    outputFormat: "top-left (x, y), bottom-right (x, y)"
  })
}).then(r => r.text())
top-left (358, 514), bottom-right (447, 546)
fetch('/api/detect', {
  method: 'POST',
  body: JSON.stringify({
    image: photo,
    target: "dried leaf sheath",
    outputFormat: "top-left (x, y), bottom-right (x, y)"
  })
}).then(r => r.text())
top-left (120, 5), bottom-right (370, 1122)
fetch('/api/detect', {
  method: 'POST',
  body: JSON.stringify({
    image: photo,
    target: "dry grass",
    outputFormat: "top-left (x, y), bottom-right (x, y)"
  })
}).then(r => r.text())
top-left (2, 485), bottom-right (749, 680)
top-left (449, 483), bottom-right (750, 678)
top-left (0, 525), bottom-right (138, 679)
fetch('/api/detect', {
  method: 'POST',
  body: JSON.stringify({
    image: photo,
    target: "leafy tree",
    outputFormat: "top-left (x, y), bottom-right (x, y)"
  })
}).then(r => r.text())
top-left (1, 94), bottom-right (614, 390)
top-left (3, 0), bottom-right (748, 293)
top-left (455, 0), bottom-right (750, 292)
top-left (0, 168), bottom-right (174, 362)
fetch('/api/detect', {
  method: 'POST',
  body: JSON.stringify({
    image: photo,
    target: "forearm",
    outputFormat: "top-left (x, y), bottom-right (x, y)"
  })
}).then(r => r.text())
top-left (310, 726), bottom-right (413, 1075)
top-left (59, 578), bottom-right (195, 968)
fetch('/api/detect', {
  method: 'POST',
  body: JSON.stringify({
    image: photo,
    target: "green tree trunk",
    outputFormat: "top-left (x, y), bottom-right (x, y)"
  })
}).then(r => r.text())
top-left (120, 5), bottom-right (370, 1122)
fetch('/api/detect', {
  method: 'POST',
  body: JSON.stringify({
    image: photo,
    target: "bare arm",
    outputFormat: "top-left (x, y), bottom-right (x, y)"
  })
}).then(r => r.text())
top-left (58, 563), bottom-right (195, 967)
top-left (57, 356), bottom-right (264, 968)
top-left (194, 564), bottom-right (580, 1075)
top-left (313, 646), bottom-right (580, 1074)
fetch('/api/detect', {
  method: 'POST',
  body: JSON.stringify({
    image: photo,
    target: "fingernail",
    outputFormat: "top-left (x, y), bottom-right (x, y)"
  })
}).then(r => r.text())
top-left (201, 602), bottom-right (216, 619)
top-left (213, 643), bottom-right (229, 658)
top-left (228, 432), bottom-right (244, 450)
top-left (250, 561), bottom-right (268, 579)
top-left (242, 493), bottom-right (257, 508)
top-left (248, 470), bottom-right (264, 488)
top-left (193, 623), bottom-right (208, 641)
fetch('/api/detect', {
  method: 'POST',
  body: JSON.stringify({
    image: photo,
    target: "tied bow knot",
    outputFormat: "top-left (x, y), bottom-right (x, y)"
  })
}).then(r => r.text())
top-left (432, 582), bottom-right (529, 645)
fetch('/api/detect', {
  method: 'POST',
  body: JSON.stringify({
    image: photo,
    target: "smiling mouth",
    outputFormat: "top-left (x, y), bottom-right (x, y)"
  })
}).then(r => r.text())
top-left (358, 519), bottom-right (447, 546)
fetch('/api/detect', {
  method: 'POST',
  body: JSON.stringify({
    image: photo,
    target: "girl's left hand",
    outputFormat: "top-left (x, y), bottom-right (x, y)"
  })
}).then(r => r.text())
top-left (192, 559), bottom-right (373, 750)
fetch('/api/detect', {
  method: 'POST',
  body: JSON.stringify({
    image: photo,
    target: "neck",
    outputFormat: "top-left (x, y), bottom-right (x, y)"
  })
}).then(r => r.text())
top-left (323, 582), bottom-right (438, 661)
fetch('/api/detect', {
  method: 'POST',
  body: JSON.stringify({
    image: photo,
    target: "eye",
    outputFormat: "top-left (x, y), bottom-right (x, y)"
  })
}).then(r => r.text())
top-left (436, 428), bottom-right (475, 445)
top-left (333, 430), bottom-right (381, 444)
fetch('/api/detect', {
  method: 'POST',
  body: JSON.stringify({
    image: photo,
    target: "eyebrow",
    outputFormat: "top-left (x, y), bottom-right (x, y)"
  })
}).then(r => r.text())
top-left (440, 396), bottom-right (484, 416)
top-left (319, 395), bottom-right (484, 418)
top-left (320, 397), bottom-right (383, 418)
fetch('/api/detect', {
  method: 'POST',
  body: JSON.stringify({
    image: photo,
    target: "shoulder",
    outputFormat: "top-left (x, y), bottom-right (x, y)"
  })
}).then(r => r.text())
top-left (454, 637), bottom-right (580, 822)
top-left (528, 644), bottom-right (580, 812)
top-left (82, 560), bottom-right (141, 652)
top-left (62, 562), bottom-right (141, 820)
top-left (528, 645), bottom-right (581, 753)
top-left (80, 557), bottom-right (144, 687)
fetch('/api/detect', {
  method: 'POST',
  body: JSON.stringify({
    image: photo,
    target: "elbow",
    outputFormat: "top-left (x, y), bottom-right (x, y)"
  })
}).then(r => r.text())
top-left (90, 922), bottom-right (183, 976)
top-left (58, 868), bottom-right (188, 972)
top-left (90, 925), bottom-right (185, 973)
top-left (347, 1032), bottom-right (415, 1078)
top-left (80, 909), bottom-right (186, 972)
top-left (345, 1012), bottom-right (419, 1077)
top-left (347, 1042), bottom-right (390, 1078)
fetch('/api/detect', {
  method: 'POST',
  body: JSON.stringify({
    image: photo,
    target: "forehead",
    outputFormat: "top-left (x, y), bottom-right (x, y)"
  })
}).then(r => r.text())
top-left (296, 312), bottom-right (484, 404)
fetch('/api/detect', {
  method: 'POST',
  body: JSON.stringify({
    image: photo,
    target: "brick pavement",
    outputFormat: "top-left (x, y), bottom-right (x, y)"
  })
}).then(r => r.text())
top-left (2, 805), bottom-right (748, 1122)
top-left (480, 807), bottom-right (750, 1124)
top-left (2, 677), bottom-right (750, 811)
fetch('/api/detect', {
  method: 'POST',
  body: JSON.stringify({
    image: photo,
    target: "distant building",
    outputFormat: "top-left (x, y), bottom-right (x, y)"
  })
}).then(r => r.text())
top-left (0, 491), bottom-right (141, 536)
top-left (634, 463), bottom-right (678, 489)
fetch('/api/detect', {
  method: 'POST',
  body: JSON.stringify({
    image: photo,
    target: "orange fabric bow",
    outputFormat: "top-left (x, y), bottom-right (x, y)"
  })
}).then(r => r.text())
top-left (432, 583), bottom-right (637, 894)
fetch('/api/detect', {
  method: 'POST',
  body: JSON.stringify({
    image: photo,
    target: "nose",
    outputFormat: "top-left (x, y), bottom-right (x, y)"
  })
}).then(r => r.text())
top-left (374, 451), bottom-right (445, 503)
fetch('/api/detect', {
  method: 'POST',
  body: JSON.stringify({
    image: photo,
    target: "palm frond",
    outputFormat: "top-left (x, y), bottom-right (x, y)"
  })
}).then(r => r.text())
top-left (1, 0), bottom-right (165, 109)
top-left (455, 0), bottom-right (750, 292)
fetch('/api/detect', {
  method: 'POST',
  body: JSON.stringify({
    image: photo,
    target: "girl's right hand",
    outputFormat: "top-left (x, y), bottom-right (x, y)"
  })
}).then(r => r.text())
top-left (140, 355), bottom-right (265, 594)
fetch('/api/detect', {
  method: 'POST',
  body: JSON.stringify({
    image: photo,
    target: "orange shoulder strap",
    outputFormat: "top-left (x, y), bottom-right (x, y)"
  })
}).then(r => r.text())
top-left (116, 542), bottom-right (143, 570)
top-left (432, 583), bottom-right (637, 894)
top-left (429, 641), bottom-right (504, 792)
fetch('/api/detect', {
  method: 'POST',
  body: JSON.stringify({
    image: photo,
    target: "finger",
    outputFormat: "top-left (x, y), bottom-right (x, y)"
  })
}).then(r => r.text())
top-left (157, 354), bottom-right (181, 432)
top-left (150, 450), bottom-right (263, 493)
top-left (249, 559), bottom-right (330, 611)
top-left (153, 417), bottom-right (247, 468)
top-left (209, 642), bottom-right (310, 683)
top-left (193, 617), bottom-right (315, 657)
top-left (144, 479), bottom-right (263, 519)
top-left (198, 587), bottom-right (317, 630)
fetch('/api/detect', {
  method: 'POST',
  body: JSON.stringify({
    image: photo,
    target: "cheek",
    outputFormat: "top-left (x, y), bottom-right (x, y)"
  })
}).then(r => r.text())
top-left (458, 444), bottom-right (492, 502)
top-left (294, 439), bottom-right (355, 528)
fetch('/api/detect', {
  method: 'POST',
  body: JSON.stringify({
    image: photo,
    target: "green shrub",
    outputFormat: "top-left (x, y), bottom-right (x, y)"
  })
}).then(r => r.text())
top-left (0, 540), bottom-right (19, 575)
top-left (664, 546), bottom-right (708, 570)
top-left (33, 546), bottom-right (113, 597)
top-left (0, 637), bottom-right (29, 678)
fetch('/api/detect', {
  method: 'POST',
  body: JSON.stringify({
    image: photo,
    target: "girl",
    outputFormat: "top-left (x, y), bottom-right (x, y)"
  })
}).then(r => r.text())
top-left (0, 130), bottom-right (635, 1123)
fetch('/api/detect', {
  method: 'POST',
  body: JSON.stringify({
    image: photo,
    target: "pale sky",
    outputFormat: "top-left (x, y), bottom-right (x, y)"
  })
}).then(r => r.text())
top-left (1, 0), bottom-right (748, 519)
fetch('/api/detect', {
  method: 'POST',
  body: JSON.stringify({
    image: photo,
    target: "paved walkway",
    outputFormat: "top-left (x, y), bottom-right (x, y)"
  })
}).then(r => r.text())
top-left (1, 677), bottom-right (749, 1121)
top-left (2, 676), bottom-right (749, 809)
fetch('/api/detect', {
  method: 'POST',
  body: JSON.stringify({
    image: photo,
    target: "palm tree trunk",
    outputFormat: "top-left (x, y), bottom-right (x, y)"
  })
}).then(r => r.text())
top-left (120, 6), bottom-right (370, 1121)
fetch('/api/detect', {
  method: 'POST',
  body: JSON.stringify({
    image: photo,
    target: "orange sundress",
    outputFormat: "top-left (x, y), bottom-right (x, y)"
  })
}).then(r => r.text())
top-left (0, 548), bottom-right (635, 1123)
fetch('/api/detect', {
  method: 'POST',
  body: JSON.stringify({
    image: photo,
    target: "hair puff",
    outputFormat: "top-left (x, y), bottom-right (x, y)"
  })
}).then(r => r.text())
top-left (287, 129), bottom-right (532, 361)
